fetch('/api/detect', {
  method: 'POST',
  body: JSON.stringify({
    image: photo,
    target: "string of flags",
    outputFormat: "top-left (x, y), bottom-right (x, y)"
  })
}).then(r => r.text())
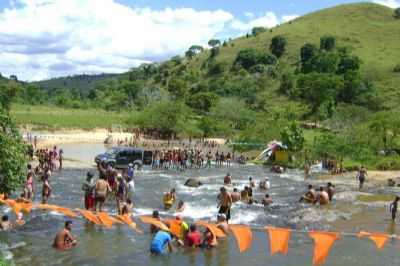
top-left (0, 196), bottom-right (396, 266)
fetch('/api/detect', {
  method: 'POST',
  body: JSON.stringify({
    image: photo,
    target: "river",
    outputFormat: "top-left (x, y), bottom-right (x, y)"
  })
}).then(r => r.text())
top-left (1, 143), bottom-right (400, 265)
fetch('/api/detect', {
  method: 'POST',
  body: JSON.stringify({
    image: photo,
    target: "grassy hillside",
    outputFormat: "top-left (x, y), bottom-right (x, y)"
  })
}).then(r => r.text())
top-left (195, 3), bottom-right (400, 108)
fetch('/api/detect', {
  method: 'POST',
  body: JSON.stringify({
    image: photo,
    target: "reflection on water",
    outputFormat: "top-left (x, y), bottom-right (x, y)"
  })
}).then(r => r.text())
top-left (1, 143), bottom-right (400, 265)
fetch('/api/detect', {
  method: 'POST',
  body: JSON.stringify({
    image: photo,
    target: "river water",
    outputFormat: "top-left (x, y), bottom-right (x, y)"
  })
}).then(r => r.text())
top-left (1, 144), bottom-right (400, 266)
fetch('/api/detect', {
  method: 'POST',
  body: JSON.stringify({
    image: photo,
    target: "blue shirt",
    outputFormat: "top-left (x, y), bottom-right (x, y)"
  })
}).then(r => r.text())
top-left (150, 231), bottom-right (171, 254)
top-left (127, 167), bottom-right (134, 178)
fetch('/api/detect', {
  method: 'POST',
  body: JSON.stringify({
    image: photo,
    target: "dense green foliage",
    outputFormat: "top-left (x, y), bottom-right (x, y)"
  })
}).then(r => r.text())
top-left (5, 3), bottom-right (400, 169)
top-left (0, 81), bottom-right (27, 195)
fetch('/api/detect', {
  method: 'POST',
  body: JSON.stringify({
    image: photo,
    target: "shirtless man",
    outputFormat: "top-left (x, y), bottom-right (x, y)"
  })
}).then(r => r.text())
top-left (326, 182), bottom-right (335, 201)
top-left (231, 188), bottom-right (241, 203)
top-left (53, 221), bottom-right (77, 250)
top-left (262, 194), bottom-right (273, 206)
top-left (259, 177), bottom-right (270, 190)
top-left (299, 185), bottom-right (316, 203)
top-left (224, 173), bottom-right (232, 185)
top-left (217, 187), bottom-right (232, 222)
top-left (316, 187), bottom-right (330, 205)
top-left (95, 176), bottom-right (111, 212)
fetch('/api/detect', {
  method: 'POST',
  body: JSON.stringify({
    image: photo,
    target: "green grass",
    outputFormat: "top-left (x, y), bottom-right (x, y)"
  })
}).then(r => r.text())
top-left (11, 104), bottom-right (131, 129)
top-left (357, 194), bottom-right (394, 202)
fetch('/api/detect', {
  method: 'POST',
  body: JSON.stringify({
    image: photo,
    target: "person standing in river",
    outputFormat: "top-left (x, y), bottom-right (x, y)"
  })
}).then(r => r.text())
top-left (217, 187), bottom-right (232, 222)
top-left (357, 166), bottom-right (367, 190)
top-left (390, 196), bottom-right (400, 222)
top-left (95, 176), bottom-right (111, 212)
top-left (82, 172), bottom-right (95, 210)
top-left (41, 172), bottom-right (52, 204)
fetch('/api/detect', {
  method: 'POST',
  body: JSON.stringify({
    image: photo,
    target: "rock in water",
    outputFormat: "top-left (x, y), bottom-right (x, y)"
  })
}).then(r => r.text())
top-left (184, 178), bottom-right (203, 188)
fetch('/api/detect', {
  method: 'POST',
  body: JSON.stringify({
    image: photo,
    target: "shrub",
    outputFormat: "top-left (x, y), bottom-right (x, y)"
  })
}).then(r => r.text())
top-left (393, 64), bottom-right (400, 72)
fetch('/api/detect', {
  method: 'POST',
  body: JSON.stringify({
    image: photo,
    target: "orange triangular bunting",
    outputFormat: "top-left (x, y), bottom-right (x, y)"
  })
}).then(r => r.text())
top-left (265, 227), bottom-right (291, 255)
top-left (359, 231), bottom-right (389, 249)
top-left (77, 209), bottom-right (102, 225)
top-left (55, 207), bottom-right (78, 218)
top-left (309, 232), bottom-right (339, 266)
top-left (98, 212), bottom-right (114, 228)
top-left (139, 216), bottom-right (170, 232)
top-left (116, 214), bottom-right (142, 233)
top-left (165, 219), bottom-right (183, 239)
top-left (229, 224), bottom-right (252, 253)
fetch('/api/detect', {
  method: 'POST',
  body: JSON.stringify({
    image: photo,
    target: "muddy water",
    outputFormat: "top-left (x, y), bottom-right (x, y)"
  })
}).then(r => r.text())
top-left (1, 144), bottom-right (400, 265)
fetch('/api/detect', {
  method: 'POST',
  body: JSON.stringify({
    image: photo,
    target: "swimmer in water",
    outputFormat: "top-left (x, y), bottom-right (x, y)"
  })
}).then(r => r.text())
top-left (120, 198), bottom-right (134, 215)
top-left (176, 200), bottom-right (186, 212)
top-left (326, 182), bottom-right (335, 201)
top-left (163, 188), bottom-right (176, 210)
top-left (249, 177), bottom-right (255, 188)
top-left (316, 187), bottom-right (329, 205)
top-left (299, 184), bottom-right (316, 203)
top-left (231, 188), bottom-right (241, 203)
top-left (259, 177), bottom-right (270, 190)
top-left (224, 173), bottom-right (232, 185)
top-left (262, 194), bottom-right (273, 206)
top-left (15, 212), bottom-right (25, 226)
top-left (53, 221), bottom-right (77, 250)
top-left (150, 228), bottom-right (174, 255)
top-left (357, 166), bottom-right (367, 191)
top-left (0, 215), bottom-right (11, 231)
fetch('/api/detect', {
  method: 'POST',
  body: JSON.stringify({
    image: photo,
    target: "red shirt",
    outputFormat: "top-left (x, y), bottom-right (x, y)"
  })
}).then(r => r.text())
top-left (186, 231), bottom-right (202, 247)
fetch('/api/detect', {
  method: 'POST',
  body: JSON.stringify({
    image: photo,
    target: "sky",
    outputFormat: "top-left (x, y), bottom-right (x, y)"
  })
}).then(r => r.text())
top-left (0, 0), bottom-right (399, 81)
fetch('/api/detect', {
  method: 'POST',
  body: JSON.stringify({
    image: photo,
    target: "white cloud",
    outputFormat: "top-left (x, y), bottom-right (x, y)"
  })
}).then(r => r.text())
top-left (282, 14), bottom-right (299, 23)
top-left (373, 0), bottom-right (400, 8)
top-left (231, 12), bottom-right (279, 31)
top-left (244, 12), bottom-right (254, 18)
top-left (230, 12), bottom-right (299, 34)
top-left (0, 0), bottom-right (233, 81)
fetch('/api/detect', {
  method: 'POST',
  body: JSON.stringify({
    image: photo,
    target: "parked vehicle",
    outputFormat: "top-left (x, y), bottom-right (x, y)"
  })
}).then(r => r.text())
top-left (95, 147), bottom-right (153, 169)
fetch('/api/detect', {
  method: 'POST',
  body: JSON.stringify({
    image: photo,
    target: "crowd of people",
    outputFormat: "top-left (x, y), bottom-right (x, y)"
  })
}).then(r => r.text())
top-left (151, 149), bottom-right (246, 171)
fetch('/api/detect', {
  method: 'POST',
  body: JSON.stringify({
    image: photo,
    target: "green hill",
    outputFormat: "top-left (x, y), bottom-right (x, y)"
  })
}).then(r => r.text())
top-left (210, 2), bottom-right (400, 108)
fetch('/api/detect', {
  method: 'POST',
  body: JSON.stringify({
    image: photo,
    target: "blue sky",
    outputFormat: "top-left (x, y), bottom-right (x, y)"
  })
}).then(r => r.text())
top-left (0, 0), bottom-right (398, 81)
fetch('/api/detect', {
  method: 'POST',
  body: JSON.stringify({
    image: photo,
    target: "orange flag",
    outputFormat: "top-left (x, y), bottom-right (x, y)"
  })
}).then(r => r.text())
top-left (116, 214), bottom-right (142, 233)
top-left (358, 231), bottom-right (389, 249)
top-left (98, 212), bottom-right (114, 228)
top-left (3, 199), bottom-right (21, 215)
top-left (196, 220), bottom-right (226, 238)
top-left (20, 202), bottom-right (33, 214)
top-left (229, 225), bottom-right (253, 253)
top-left (77, 209), bottom-right (102, 225)
top-left (139, 216), bottom-right (170, 232)
top-left (309, 232), bottom-right (339, 266)
top-left (265, 227), bottom-right (291, 255)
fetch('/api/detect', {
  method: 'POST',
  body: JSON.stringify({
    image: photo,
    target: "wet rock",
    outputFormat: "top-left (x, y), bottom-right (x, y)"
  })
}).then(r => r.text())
top-left (184, 178), bottom-right (203, 188)
top-left (388, 179), bottom-right (396, 187)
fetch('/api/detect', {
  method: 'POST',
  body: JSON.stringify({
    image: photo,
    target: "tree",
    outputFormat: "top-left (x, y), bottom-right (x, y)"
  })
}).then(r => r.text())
top-left (320, 35), bottom-right (336, 51)
top-left (234, 48), bottom-right (259, 70)
top-left (337, 55), bottom-right (361, 75)
top-left (208, 39), bottom-right (221, 48)
top-left (311, 51), bottom-right (339, 73)
top-left (300, 43), bottom-right (318, 63)
top-left (0, 82), bottom-right (20, 110)
top-left (258, 52), bottom-right (277, 65)
top-left (279, 72), bottom-right (296, 97)
top-left (270, 36), bottom-right (287, 58)
top-left (395, 8), bottom-right (400, 18)
top-left (210, 47), bottom-right (220, 58)
top-left (252, 27), bottom-right (266, 36)
top-left (0, 109), bottom-right (27, 195)
top-left (297, 73), bottom-right (344, 115)
top-left (281, 122), bottom-right (304, 152)
top-left (186, 92), bottom-right (219, 113)
top-left (167, 77), bottom-right (188, 100)
top-left (185, 45), bottom-right (204, 58)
